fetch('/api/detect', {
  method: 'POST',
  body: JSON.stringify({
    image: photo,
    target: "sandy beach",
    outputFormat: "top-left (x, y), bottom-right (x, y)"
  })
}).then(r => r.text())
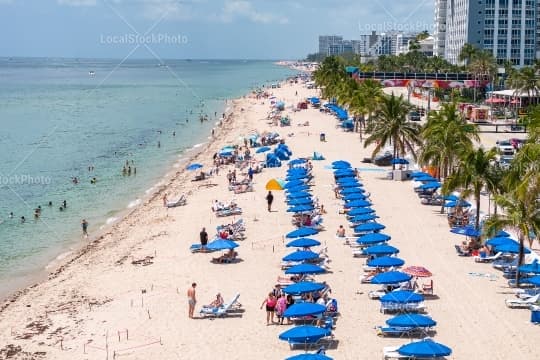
top-left (0, 80), bottom-right (538, 360)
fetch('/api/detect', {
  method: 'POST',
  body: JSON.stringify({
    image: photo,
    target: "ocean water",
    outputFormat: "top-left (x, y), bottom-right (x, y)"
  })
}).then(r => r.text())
top-left (0, 58), bottom-right (296, 296)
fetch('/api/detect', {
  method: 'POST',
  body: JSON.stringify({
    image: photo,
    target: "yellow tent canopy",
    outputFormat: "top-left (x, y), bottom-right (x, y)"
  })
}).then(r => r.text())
top-left (265, 178), bottom-right (284, 190)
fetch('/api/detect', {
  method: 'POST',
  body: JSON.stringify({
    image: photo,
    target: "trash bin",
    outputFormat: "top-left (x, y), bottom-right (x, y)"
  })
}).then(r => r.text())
top-left (320, 133), bottom-right (326, 142)
top-left (531, 308), bottom-right (540, 324)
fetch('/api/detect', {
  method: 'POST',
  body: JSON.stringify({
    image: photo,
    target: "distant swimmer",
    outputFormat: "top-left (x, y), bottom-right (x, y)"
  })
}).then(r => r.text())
top-left (90, 177), bottom-right (97, 184)
top-left (21, 216), bottom-right (26, 223)
top-left (9, 212), bottom-right (13, 218)
top-left (157, 141), bottom-right (161, 148)
top-left (63, 200), bottom-right (67, 208)
top-left (128, 166), bottom-right (132, 176)
top-left (172, 131), bottom-right (176, 137)
top-left (186, 118), bottom-right (189, 123)
top-left (34, 209), bottom-right (39, 219)
top-left (122, 166), bottom-right (127, 176)
top-left (48, 201), bottom-right (52, 207)
top-left (133, 167), bottom-right (136, 175)
top-left (59, 206), bottom-right (64, 211)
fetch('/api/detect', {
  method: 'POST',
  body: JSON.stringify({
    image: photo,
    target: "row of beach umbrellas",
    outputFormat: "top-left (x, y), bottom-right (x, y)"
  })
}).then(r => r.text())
top-left (333, 161), bottom-right (452, 359)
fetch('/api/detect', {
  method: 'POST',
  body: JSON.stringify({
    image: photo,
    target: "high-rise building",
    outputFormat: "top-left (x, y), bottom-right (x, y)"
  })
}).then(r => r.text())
top-left (318, 35), bottom-right (343, 56)
top-left (436, 0), bottom-right (537, 66)
top-left (433, 0), bottom-right (447, 57)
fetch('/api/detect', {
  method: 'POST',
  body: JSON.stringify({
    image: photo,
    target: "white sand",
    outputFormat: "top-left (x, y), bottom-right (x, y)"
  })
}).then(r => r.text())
top-left (0, 82), bottom-right (538, 359)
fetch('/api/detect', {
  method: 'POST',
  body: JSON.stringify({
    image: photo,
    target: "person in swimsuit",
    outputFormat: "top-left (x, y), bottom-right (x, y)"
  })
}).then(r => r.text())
top-left (260, 292), bottom-right (277, 325)
top-left (187, 283), bottom-right (197, 318)
top-left (336, 225), bottom-right (346, 237)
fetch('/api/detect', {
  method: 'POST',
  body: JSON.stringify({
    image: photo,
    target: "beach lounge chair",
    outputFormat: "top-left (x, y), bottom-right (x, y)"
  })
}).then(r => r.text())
top-left (505, 294), bottom-right (540, 308)
top-left (212, 250), bottom-right (238, 264)
top-left (419, 280), bottom-right (434, 296)
top-left (376, 326), bottom-right (419, 337)
top-left (199, 293), bottom-right (241, 317)
top-left (166, 194), bottom-right (187, 208)
top-left (514, 288), bottom-right (540, 300)
top-left (474, 252), bottom-right (502, 263)
top-left (215, 207), bottom-right (242, 217)
top-left (383, 346), bottom-right (408, 359)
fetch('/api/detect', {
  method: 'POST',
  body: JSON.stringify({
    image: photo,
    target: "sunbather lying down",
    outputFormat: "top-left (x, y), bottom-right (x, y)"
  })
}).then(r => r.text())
top-left (212, 249), bottom-right (238, 263)
top-left (202, 293), bottom-right (224, 309)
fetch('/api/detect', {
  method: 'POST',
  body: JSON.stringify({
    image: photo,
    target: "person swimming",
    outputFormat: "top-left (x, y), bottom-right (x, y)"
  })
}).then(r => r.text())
top-left (62, 200), bottom-right (67, 208)
top-left (48, 201), bottom-right (52, 207)
top-left (90, 177), bottom-right (97, 184)
top-left (9, 212), bottom-right (14, 218)
top-left (21, 216), bottom-right (26, 223)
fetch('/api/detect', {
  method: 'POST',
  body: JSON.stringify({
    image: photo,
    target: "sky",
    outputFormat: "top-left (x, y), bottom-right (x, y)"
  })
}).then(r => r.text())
top-left (0, 0), bottom-right (434, 59)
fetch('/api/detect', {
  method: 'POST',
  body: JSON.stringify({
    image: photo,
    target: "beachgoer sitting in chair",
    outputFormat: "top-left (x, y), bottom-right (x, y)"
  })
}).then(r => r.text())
top-left (193, 171), bottom-right (206, 181)
top-left (209, 293), bottom-right (224, 308)
top-left (212, 249), bottom-right (238, 263)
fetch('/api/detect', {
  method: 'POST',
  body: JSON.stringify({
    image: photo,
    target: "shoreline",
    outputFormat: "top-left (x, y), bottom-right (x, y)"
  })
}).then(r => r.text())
top-left (0, 99), bottom-right (237, 305)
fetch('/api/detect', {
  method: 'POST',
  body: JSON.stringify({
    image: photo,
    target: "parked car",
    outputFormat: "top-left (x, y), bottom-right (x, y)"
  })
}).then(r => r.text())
top-left (408, 111), bottom-right (421, 121)
top-left (373, 152), bottom-right (393, 166)
top-left (497, 155), bottom-right (514, 170)
top-left (496, 140), bottom-right (515, 156)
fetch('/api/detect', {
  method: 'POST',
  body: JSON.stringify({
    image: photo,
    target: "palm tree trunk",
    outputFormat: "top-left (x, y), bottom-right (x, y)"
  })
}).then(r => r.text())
top-left (516, 235), bottom-right (525, 286)
top-left (475, 192), bottom-right (481, 230)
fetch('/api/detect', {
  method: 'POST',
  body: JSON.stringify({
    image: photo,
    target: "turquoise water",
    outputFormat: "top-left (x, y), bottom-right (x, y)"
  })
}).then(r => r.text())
top-left (0, 58), bottom-right (296, 296)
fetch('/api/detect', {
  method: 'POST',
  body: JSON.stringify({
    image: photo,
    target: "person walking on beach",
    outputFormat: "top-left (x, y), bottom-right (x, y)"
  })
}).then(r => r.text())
top-left (248, 167), bottom-right (254, 181)
top-left (163, 194), bottom-right (168, 207)
top-left (187, 283), bottom-right (197, 318)
top-left (260, 292), bottom-right (277, 325)
top-left (81, 219), bottom-right (89, 238)
top-left (266, 191), bottom-right (274, 212)
top-left (200, 227), bottom-right (208, 251)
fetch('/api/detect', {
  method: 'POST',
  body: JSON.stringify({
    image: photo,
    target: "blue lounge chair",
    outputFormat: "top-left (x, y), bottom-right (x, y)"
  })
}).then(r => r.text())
top-left (376, 326), bottom-right (418, 337)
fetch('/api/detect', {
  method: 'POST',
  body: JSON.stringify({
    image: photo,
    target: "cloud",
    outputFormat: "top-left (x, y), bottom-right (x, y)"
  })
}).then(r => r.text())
top-left (217, 0), bottom-right (288, 24)
top-left (141, 1), bottom-right (194, 21)
top-left (57, 0), bottom-right (97, 6)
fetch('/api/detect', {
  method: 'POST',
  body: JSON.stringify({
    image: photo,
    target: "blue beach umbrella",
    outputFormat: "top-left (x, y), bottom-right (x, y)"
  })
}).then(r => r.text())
top-left (332, 160), bottom-right (351, 168)
top-left (356, 233), bottom-right (391, 245)
top-left (380, 290), bottom-right (424, 303)
top-left (286, 227), bottom-right (319, 238)
top-left (287, 168), bottom-right (307, 175)
top-left (347, 207), bottom-right (376, 216)
top-left (398, 339), bottom-right (452, 358)
top-left (286, 185), bottom-right (310, 193)
top-left (367, 256), bottom-right (405, 268)
top-left (256, 146), bottom-right (271, 153)
top-left (444, 200), bottom-right (471, 208)
top-left (285, 263), bottom-right (325, 275)
top-left (371, 271), bottom-right (412, 285)
top-left (278, 325), bottom-right (330, 343)
top-left (287, 205), bottom-right (315, 213)
top-left (485, 237), bottom-right (517, 247)
top-left (354, 222), bottom-right (386, 233)
top-left (415, 175), bottom-right (437, 182)
top-left (411, 171), bottom-right (430, 178)
top-left (340, 187), bottom-right (365, 195)
top-left (344, 200), bottom-right (372, 208)
top-left (287, 192), bottom-right (312, 199)
top-left (286, 354), bottom-right (333, 360)
top-left (363, 244), bottom-right (400, 256)
top-left (495, 230), bottom-right (511, 237)
top-left (336, 176), bottom-right (360, 182)
top-left (339, 182), bottom-right (362, 188)
top-left (496, 243), bottom-right (531, 254)
top-left (334, 172), bottom-right (355, 178)
top-left (186, 163), bottom-right (203, 171)
top-left (349, 214), bottom-right (379, 223)
top-left (206, 239), bottom-right (239, 251)
top-left (283, 250), bottom-right (319, 262)
top-left (283, 281), bottom-right (326, 295)
top-left (287, 198), bottom-right (313, 206)
top-left (518, 260), bottom-right (540, 274)
top-left (283, 302), bottom-right (326, 317)
top-left (386, 314), bottom-right (436, 328)
top-left (286, 174), bottom-right (309, 181)
top-left (450, 225), bottom-right (481, 237)
top-left (525, 275), bottom-right (540, 286)
top-left (443, 194), bottom-right (459, 201)
top-left (285, 180), bottom-right (306, 189)
top-left (286, 238), bottom-right (321, 248)
top-left (417, 182), bottom-right (441, 190)
top-left (343, 193), bottom-right (367, 201)
top-left (289, 158), bottom-right (307, 165)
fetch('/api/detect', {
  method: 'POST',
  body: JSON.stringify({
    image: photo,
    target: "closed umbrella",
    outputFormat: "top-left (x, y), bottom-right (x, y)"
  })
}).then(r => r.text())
top-left (285, 264), bottom-right (325, 275)
top-left (283, 281), bottom-right (326, 295)
top-left (367, 256), bottom-right (405, 268)
top-left (279, 326), bottom-right (330, 343)
top-left (398, 339), bottom-right (452, 357)
top-left (371, 271), bottom-right (411, 284)
top-left (286, 238), bottom-right (321, 248)
top-left (283, 250), bottom-right (319, 262)
top-left (283, 303), bottom-right (326, 317)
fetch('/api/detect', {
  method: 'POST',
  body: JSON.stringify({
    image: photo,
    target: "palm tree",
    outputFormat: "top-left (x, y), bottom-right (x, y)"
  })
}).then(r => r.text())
top-left (459, 43), bottom-right (478, 66)
top-left (313, 56), bottom-right (347, 99)
top-left (359, 79), bottom-right (383, 128)
top-left (364, 94), bottom-right (422, 169)
top-left (507, 66), bottom-right (540, 105)
top-left (444, 147), bottom-right (499, 230)
top-left (419, 102), bottom-right (479, 179)
top-left (485, 184), bottom-right (540, 286)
